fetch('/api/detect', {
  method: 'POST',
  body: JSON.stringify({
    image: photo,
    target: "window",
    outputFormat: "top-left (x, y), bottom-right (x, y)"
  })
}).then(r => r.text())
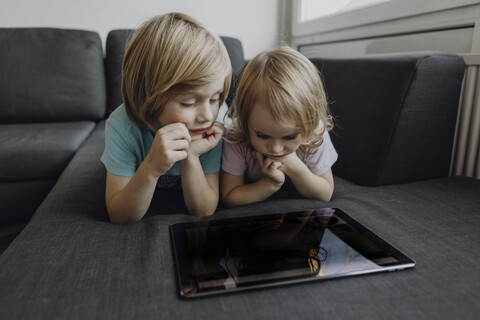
top-left (292, 0), bottom-right (480, 38)
top-left (300, 0), bottom-right (390, 22)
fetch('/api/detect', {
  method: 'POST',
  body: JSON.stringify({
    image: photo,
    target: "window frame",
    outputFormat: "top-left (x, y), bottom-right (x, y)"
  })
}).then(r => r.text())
top-left (292, 0), bottom-right (480, 38)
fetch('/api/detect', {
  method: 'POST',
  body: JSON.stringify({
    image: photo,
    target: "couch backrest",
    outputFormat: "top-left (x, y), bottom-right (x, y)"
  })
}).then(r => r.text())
top-left (312, 52), bottom-right (465, 186)
top-left (0, 28), bottom-right (106, 123)
top-left (105, 29), bottom-right (245, 116)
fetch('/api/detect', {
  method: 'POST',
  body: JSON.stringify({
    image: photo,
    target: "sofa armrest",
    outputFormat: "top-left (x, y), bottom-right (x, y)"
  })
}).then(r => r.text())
top-left (312, 52), bottom-right (465, 186)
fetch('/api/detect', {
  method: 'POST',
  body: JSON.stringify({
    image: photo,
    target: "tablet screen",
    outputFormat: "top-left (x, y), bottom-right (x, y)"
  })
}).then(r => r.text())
top-left (170, 208), bottom-right (415, 298)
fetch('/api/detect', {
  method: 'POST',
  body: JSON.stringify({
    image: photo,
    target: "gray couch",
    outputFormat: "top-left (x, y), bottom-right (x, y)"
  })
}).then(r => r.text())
top-left (1, 28), bottom-right (479, 320)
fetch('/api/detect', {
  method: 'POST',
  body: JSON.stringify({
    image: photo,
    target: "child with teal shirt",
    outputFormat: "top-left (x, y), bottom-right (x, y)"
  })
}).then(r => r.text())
top-left (101, 13), bottom-right (231, 223)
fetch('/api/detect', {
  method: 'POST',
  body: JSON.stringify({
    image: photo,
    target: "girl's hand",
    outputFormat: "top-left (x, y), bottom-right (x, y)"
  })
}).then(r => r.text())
top-left (146, 123), bottom-right (191, 177)
top-left (277, 152), bottom-right (303, 176)
top-left (254, 151), bottom-right (285, 186)
top-left (189, 121), bottom-right (226, 157)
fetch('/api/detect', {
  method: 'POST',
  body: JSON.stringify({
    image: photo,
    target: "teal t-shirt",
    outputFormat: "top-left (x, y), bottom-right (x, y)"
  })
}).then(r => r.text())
top-left (100, 104), bottom-right (223, 189)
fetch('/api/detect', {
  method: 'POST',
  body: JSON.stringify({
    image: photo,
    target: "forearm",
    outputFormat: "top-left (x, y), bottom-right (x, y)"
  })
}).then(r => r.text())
top-left (180, 156), bottom-right (219, 216)
top-left (222, 177), bottom-right (281, 208)
top-left (285, 165), bottom-right (334, 201)
top-left (107, 163), bottom-right (159, 224)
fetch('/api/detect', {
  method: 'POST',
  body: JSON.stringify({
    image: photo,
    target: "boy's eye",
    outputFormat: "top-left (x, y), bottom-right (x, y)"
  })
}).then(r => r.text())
top-left (210, 95), bottom-right (220, 103)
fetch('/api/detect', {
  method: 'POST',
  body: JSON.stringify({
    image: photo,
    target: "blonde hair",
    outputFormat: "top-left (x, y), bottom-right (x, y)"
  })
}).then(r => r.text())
top-left (122, 13), bottom-right (232, 132)
top-left (226, 46), bottom-right (332, 152)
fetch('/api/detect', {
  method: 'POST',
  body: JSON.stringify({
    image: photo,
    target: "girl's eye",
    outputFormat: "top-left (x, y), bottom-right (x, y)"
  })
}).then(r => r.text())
top-left (180, 102), bottom-right (195, 107)
top-left (283, 135), bottom-right (298, 141)
top-left (256, 133), bottom-right (269, 139)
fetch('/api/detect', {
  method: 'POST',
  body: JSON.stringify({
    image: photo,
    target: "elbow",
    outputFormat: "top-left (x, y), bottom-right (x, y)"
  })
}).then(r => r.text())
top-left (106, 203), bottom-right (142, 225)
top-left (189, 208), bottom-right (216, 218)
top-left (322, 185), bottom-right (335, 202)
top-left (220, 189), bottom-right (239, 209)
top-left (323, 192), bottom-right (333, 202)
top-left (108, 211), bottom-right (141, 225)
top-left (308, 185), bottom-right (334, 202)
top-left (187, 200), bottom-right (218, 217)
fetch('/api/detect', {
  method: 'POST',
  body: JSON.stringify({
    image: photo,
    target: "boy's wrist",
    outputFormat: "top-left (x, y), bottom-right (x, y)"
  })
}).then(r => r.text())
top-left (180, 152), bottom-right (201, 167)
top-left (139, 158), bottom-right (164, 180)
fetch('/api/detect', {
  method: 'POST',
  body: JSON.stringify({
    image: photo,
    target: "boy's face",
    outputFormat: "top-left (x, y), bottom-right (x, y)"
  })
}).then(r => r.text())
top-left (248, 102), bottom-right (303, 161)
top-left (158, 78), bottom-right (224, 141)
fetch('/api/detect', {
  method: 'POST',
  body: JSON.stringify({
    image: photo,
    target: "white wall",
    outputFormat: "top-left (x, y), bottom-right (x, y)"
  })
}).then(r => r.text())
top-left (0, 0), bottom-right (280, 59)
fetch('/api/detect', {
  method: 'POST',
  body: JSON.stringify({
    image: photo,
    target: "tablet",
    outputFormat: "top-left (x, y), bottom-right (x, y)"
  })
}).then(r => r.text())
top-left (170, 208), bottom-right (415, 298)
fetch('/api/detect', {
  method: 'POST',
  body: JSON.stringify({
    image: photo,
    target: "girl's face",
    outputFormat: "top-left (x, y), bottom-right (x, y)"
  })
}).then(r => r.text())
top-left (158, 78), bottom-right (224, 141)
top-left (248, 102), bottom-right (303, 160)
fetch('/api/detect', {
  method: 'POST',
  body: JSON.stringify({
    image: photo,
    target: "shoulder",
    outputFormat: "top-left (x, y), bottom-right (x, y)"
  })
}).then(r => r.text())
top-left (105, 105), bottom-right (147, 142)
top-left (298, 127), bottom-right (338, 175)
top-left (223, 139), bottom-right (251, 158)
top-left (106, 105), bottom-right (136, 131)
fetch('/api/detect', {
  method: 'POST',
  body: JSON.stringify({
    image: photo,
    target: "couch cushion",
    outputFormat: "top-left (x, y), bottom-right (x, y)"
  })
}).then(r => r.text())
top-left (0, 120), bottom-right (478, 319)
top-left (0, 122), bottom-right (95, 181)
top-left (219, 36), bottom-right (245, 106)
top-left (1, 154), bottom-right (479, 320)
top-left (0, 180), bottom-right (56, 225)
top-left (105, 29), bottom-right (133, 117)
top-left (105, 30), bottom-right (245, 115)
top-left (313, 52), bottom-right (465, 186)
top-left (0, 28), bottom-right (106, 123)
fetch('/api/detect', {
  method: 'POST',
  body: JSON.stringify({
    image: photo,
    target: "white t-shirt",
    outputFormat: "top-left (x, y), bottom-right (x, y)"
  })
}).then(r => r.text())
top-left (222, 127), bottom-right (338, 183)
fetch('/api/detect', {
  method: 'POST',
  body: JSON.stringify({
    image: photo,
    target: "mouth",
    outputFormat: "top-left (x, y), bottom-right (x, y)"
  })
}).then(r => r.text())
top-left (266, 154), bottom-right (285, 159)
top-left (189, 127), bottom-right (210, 135)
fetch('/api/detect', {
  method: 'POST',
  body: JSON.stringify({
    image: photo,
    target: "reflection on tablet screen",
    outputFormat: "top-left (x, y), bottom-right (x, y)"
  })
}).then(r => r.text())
top-left (171, 208), bottom-right (414, 297)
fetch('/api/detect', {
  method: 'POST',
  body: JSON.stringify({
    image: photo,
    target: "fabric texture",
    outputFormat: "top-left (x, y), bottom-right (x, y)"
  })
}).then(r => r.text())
top-left (0, 122), bottom-right (95, 181)
top-left (0, 28), bottom-right (106, 123)
top-left (313, 52), bottom-right (464, 186)
top-left (0, 122), bottom-right (478, 319)
top-left (219, 36), bottom-right (245, 106)
top-left (101, 105), bottom-right (223, 188)
top-left (0, 27), bottom-right (107, 227)
top-left (0, 180), bottom-right (56, 224)
top-left (105, 29), bottom-right (134, 116)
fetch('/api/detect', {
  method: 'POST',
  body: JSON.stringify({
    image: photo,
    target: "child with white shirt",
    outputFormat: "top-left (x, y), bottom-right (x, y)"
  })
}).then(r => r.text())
top-left (221, 46), bottom-right (337, 207)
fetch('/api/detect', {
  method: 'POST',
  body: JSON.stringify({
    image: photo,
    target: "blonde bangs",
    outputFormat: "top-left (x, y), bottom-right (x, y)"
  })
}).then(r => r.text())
top-left (122, 13), bottom-right (232, 132)
top-left (227, 46), bottom-right (332, 152)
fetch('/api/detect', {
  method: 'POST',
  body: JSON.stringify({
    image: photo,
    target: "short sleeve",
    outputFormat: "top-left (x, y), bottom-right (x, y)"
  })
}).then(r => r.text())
top-left (221, 141), bottom-right (248, 176)
top-left (302, 130), bottom-right (338, 176)
top-left (200, 139), bottom-right (223, 174)
top-left (100, 106), bottom-right (147, 177)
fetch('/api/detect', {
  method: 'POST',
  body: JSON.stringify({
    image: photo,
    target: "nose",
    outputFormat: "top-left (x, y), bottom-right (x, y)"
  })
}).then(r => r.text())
top-left (196, 101), bottom-right (214, 123)
top-left (268, 140), bottom-right (283, 154)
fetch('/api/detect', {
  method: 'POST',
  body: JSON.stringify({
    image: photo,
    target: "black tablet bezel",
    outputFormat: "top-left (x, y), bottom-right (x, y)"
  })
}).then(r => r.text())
top-left (170, 208), bottom-right (415, 298)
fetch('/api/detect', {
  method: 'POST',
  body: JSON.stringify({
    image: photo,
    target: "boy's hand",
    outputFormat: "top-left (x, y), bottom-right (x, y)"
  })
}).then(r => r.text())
top-left (146, 123), bottom-right (190, 177)
top-left (189, 121), bottom-right (225, 157)
top-left (254, 151), bottom-right (285, 186)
